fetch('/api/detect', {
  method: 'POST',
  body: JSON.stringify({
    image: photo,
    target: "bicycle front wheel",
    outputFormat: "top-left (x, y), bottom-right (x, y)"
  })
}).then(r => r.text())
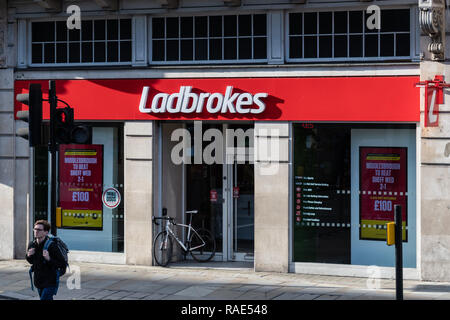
top-left (153, 231), bottom-right (173, 267)
top-left (189, 228), bottom-right (216, 262)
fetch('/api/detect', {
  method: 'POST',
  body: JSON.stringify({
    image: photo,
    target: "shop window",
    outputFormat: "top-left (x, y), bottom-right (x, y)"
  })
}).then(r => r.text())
top-left (30, 19), bottom-right (132, 65)
top-left (34, 125), bottom-right (125, 253)
top-left (292, 124), bottom-right (416, 268)
top-left (288, 9), bottom-right (411, 62)
top-left (151, 14), bottom-right (267, 64)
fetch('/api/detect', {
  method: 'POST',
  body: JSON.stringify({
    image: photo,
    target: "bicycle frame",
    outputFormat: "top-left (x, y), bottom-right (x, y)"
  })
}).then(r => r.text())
top-left (163, 221), bottom-right (206, 252)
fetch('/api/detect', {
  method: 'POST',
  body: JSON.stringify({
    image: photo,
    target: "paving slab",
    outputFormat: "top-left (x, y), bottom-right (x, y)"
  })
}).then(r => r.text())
top-left (174, 286), bottom-right (217, 298)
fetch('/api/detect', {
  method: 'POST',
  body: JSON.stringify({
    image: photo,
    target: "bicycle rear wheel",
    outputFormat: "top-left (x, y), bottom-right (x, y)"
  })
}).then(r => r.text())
top-left (189, 228), bottom-right (216, 262)
top-left (153, 231), bottom-right (173, 267)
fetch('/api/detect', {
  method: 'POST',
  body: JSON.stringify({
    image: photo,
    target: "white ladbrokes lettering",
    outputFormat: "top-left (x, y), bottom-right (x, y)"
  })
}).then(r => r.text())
top-left (139, 86), bottom-right (268, 115)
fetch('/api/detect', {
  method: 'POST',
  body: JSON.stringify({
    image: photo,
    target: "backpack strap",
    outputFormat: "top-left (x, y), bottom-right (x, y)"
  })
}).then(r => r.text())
top-left (43, 236), bottom-right (53, 251)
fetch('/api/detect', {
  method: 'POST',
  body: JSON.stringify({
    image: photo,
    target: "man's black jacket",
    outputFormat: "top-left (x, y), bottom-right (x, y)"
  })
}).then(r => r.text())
top-left (26, 236), bottom-right (66, 289)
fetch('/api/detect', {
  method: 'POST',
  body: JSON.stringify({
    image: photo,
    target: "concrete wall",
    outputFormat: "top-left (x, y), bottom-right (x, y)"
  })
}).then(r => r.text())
top-left (124, 121), bottom-right (153, 265)
top-left (419, 60), bottom-right (450, 281)
top-left (254, 122), bottom-right (289, 272)
top-left (0, 0), bottom-right (28, 260)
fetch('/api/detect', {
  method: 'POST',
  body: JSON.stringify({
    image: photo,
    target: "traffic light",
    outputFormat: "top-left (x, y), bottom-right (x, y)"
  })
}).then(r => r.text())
top-left (16, 83), bottom-right (43, 147)
top-left (54, 107), bottom-right (74, 144)
top-left (54, 106), bottom-right (91, 144)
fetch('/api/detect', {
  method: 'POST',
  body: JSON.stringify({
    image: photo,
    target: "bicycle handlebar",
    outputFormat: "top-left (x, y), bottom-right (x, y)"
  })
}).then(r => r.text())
top-left (152, 216), bottom-right (175, 226)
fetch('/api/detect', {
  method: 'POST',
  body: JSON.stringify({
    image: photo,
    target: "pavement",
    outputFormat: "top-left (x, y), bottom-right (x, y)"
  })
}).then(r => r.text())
top-left (1, 259), bottom-right (450, 301)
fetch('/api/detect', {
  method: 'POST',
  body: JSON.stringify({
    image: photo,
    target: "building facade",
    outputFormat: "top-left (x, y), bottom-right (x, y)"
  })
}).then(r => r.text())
top-left (1, 0), bottom-right (449, 281)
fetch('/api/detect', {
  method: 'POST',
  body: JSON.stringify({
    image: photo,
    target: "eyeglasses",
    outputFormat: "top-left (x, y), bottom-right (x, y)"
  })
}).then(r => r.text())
top-left (33, 228), bottom-right (44, 231)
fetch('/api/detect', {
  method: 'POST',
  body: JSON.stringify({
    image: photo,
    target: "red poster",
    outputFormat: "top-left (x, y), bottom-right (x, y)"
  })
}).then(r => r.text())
top-left (59, 144), bottom-right (104, 230)
top-left (359, 147), bottom-right (407, 241)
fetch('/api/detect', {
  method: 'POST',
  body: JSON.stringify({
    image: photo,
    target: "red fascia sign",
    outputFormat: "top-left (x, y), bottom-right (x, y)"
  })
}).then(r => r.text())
top-left (14, 76), bottom-right (419, 122)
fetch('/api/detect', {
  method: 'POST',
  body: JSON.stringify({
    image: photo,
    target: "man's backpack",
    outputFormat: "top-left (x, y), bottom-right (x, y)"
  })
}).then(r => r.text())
top-left (44, 236), bottom-right (69, 276)
top-left (28, 236), bottom-right (69, 292)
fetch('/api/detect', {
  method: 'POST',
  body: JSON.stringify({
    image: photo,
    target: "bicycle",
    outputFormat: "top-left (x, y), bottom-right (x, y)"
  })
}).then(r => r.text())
top-left (152, 209), bottom-right (216, 267)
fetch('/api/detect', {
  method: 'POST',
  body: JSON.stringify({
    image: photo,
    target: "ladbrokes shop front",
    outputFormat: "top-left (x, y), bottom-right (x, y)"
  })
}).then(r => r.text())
top-left (16, 74), bottom-right (420, 278)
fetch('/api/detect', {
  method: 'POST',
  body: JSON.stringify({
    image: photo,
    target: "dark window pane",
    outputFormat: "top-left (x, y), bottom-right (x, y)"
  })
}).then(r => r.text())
top-left (380, 34), bottom-right (394, 56)
top-left (290, 13), bottom-right (302, 35)
top-left (120, 19), bottom-right (132, 39)
top-left (334, 12), bottom-right (347, 33)
top-left (381, 9), bottom-right (410, 32)
top-left (69, 28), bottom-right (80, 41)
top-left (181, 17), bottom-right (193, 38)
top-left (210, 16), bottom-right (222, 37)
top-left (181, 39), bottom-right (193, 60)
top-left (195, 17), bottom-right (207, 37)
top-left (319, 36), bottom-right (332, 58)
top-left (365, 34), bottom-right (378, 57)
top-left (107, 41), bottom-right (119, 62)
top-left (349, 35), bottom-right (362, 57)
top-left (107, 20), bottom-right (119, 40)
top-left (44, 43), bottom-right (55, 63)
top-left (120, 41), bottom-right (131, 61)
top-left (334, 35), bottom-right (347, 57)
top-left (94, 20), bottom-right (106, 40)
top-left (396, 33), bottom-right (410, 56)
top-left (253, 14), bottom-right (266, 36)
top-left (152, 40), bottom-right (165, 61)
top-left (289, 36), bottom-right (302, 58)
top-left (304, 36), bottom-right (317, 58)
top-left (69, 43), bottom-right (80, 63)
top-left (239, 15), bottom-right (251, 36)
top-left (153, 18), bottom-right (165, 38)
top-left (82, 20), bottom-right (93, 41)
top-left (209, 39), bottom-right (222, 60)
top-left (167, 17), bottom-right (179, 38)
top-left (238, 38), bottom-right (251, 60)
top-left (224, 38), bottom-right (237, 60)
top-left (32, 44), bottom-right (43, 63)
top-left (82, 42), bottom-right (93, 62)
top-left (94, 42), bottom-right (106, 62)
top-left (56, 21), bottom-right (67, 41)
top-left (32, 22), bottom-right (54, 42)
top-left (224, 15), bottom-right (237, 37)
top-left (167, 40), bottom-right (179, 61)
top-left (253, 38), bottom-right (266, 59)
top-left (195, 39), bottom-right (207, 60)
top-left (349, 11), bottom-right (362, 33)
top-left (304, 13), bottom-right (317, 35)
top-left (319, 12), bottom-right (332, 34)
top-left (56, 43), bottom-right (67, 63)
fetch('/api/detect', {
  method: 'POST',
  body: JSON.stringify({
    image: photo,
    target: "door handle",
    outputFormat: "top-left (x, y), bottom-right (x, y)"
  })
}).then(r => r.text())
top-left (247, 201), bottom-right (251, 216)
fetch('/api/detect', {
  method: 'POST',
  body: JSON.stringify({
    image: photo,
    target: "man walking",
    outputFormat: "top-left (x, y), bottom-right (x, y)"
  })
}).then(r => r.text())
top-left (26, 220), bottom-right (66, 300)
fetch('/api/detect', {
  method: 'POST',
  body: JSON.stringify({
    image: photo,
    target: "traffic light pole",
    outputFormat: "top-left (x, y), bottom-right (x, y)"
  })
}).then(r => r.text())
top-left (49, 80), bottom-right (57, 236)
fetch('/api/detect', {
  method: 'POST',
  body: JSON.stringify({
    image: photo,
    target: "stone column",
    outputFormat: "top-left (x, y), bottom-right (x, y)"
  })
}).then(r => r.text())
top-left (254, 123), bottom-right (289, 272)
top-left (124, 121), bottom-right (153, 265)
top-left (420, 61), bottom-right (450, 281)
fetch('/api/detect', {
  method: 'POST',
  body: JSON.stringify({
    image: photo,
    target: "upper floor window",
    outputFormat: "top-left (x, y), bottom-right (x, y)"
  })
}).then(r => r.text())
top-left (151, 14), bottom-right (267, 64)
top-left (287, 9), bottom-right (411, 62)
top-left (31, 19), bottom-right (132, 65)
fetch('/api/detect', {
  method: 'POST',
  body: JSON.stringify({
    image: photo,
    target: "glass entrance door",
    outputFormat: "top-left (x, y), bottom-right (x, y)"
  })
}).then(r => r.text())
top-left (229, 162), bottom-right (254, 261)
top-left (183, 122), bottom-right (254, 262)
top-left (225, 124), bottom-right (255, 261)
